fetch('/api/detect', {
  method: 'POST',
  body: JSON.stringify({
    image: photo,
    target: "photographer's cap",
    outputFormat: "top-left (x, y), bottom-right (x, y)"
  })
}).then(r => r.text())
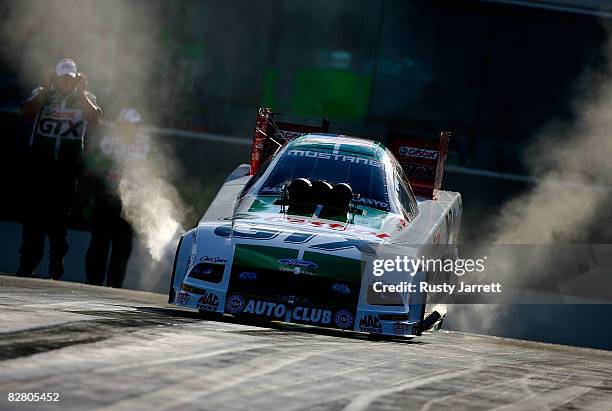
top-left (55, 58), bottom-right (77, 78)
top-left (118, 108), bottom-right (142, 124)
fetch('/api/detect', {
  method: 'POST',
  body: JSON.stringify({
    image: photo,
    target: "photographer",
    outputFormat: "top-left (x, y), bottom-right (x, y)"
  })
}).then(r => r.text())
top-left (17, 58), bottom-right (102, 279)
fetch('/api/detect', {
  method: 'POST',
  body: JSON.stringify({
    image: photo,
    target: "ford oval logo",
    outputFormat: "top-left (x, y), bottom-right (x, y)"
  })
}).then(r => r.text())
top-left (278, 259), bottom-right (318, 270)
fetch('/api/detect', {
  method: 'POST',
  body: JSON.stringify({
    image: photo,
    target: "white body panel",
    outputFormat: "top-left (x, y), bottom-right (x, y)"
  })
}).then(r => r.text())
top-left (170, 146), bottom-right (462, 338)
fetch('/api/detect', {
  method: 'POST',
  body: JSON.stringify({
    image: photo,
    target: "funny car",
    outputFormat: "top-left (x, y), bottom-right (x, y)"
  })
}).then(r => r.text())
top-left (169, 108), bottom-right (462, 338)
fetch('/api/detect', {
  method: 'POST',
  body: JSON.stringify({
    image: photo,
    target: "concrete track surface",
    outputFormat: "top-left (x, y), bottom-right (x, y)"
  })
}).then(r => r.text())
top-left (1, 275), bottom-right (611, 411)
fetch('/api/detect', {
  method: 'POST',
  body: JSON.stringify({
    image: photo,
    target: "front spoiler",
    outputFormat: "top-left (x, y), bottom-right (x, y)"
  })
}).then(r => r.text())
top-left (170, 285), bottom-right (443, 339)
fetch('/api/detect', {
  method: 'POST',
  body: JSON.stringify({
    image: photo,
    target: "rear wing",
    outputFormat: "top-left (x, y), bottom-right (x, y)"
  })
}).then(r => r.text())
top-left (249, 108), bottom-right (329, 175)
top-left (248, 107), bottom-right (450, 199)
top-left (388, 130), bottom-right (450, 199)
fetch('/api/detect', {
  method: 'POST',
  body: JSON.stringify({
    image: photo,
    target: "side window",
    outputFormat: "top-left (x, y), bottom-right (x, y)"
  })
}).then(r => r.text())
top-left (394, 172), bottom-right (418, 220)
top-left (239, 156), bottom-right (273, 198)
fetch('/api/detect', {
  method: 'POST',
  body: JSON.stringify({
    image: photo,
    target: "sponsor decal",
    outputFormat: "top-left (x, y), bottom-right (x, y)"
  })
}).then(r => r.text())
top-left (359, 314), bottom-right (383, 333)
top-left (331, 282), bottom-right (351, 296)
top-left (334, 310), bottom-right (354, 329)
top-left (291, 306), bottom-right (332, 324)
top-left (231, 297), bottom-right (333, 325)
top-left (398, 146), bottom-right (439, 160)
top-left (278, 258), bottom-right (318, 270)
top-left (200, 256), bottom-right (228, 264)
top-left (238, 271), bottom-right (258, 281)
top-left (196, 290), bottom-right (220, 311)
top-left (43, 109), bottom-right (76, 119)
top-left (243, 299), bottom-right (287, 318)
top-left (393, 322), bottom-right (410, 336)
top-left (176, 291), bottom-right (190, 305)
top-left (308, 237), bottom-right (378, 253)
top-left (286, 149), bottom-right (382, 168)
top-left (225, 295), bottom-right (245, 314)
top-left (38, 118), bottom-right (83, 138)
top-left (213, 225), bottom-right (280, 240)
top-left (353, 197), bottom-right (389, 210)
top-left (216, 222), bottom-right (389, 242)
top-left (37, 108), bottom-right (83, 138)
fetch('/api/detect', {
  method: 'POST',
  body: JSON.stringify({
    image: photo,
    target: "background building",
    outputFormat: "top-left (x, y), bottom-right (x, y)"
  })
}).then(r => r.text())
top-left (0, 0), bottom-right (609, 257)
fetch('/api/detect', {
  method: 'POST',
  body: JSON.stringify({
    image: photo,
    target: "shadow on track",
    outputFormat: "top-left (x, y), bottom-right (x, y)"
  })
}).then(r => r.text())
top-left (135, 306), bottom-right (426, 345)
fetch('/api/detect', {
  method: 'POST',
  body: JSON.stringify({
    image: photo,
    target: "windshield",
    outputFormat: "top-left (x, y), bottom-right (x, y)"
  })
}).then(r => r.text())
top-left (258, 146), bottom-right (390, 211)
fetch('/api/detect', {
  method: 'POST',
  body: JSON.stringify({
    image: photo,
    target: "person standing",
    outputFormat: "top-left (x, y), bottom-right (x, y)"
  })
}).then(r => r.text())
top-left (84, 108), bottom-right (149, 287)
top-left (18, 58), bottom-right (102, 279)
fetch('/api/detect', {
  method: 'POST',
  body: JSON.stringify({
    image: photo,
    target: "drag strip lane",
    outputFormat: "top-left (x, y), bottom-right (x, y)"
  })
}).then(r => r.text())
top-left (1, 275), bottom-right (611, 411)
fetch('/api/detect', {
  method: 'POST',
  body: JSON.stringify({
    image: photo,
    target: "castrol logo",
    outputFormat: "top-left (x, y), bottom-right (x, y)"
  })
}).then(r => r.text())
top-left (398, 146), bottom-right (438, 160)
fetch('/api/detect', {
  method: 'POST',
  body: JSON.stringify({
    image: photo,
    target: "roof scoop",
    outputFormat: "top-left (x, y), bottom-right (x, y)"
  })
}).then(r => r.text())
top-left (319, 182), bottom-right (353, 219)
top-left (287, 178), bottom-right (315, 215)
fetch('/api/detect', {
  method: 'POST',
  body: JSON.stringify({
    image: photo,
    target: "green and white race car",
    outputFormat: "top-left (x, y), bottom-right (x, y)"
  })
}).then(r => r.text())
top-left (169, 108), bottom-right (462, 338)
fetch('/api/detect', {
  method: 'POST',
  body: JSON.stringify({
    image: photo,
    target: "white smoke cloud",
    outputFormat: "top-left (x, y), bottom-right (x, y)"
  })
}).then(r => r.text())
top-left (448, 30), bottom-right (612, 338)
top-left (491, 95), bottom-right (612, 244)
top-left (114, 132), bottom-right (188, 292)
top-left (486, 34), bottom-right (612, 253)
top-left (115, 132), bottom-right (186, 263)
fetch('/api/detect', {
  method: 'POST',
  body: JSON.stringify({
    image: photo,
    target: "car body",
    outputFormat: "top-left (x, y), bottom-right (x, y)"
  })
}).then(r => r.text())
top-left (169, 109), bottom-right (462, 338)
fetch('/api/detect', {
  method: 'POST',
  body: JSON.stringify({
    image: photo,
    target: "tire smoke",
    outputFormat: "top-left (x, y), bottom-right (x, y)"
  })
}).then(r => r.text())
top-left (114, 131), bottom-right (188, 291)
top-left (116, 135), bottom-right (186, 263)
top-left (491, 81), bottom-right (612, 244)
top-left (448, 32), bottom-right (612, 342)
